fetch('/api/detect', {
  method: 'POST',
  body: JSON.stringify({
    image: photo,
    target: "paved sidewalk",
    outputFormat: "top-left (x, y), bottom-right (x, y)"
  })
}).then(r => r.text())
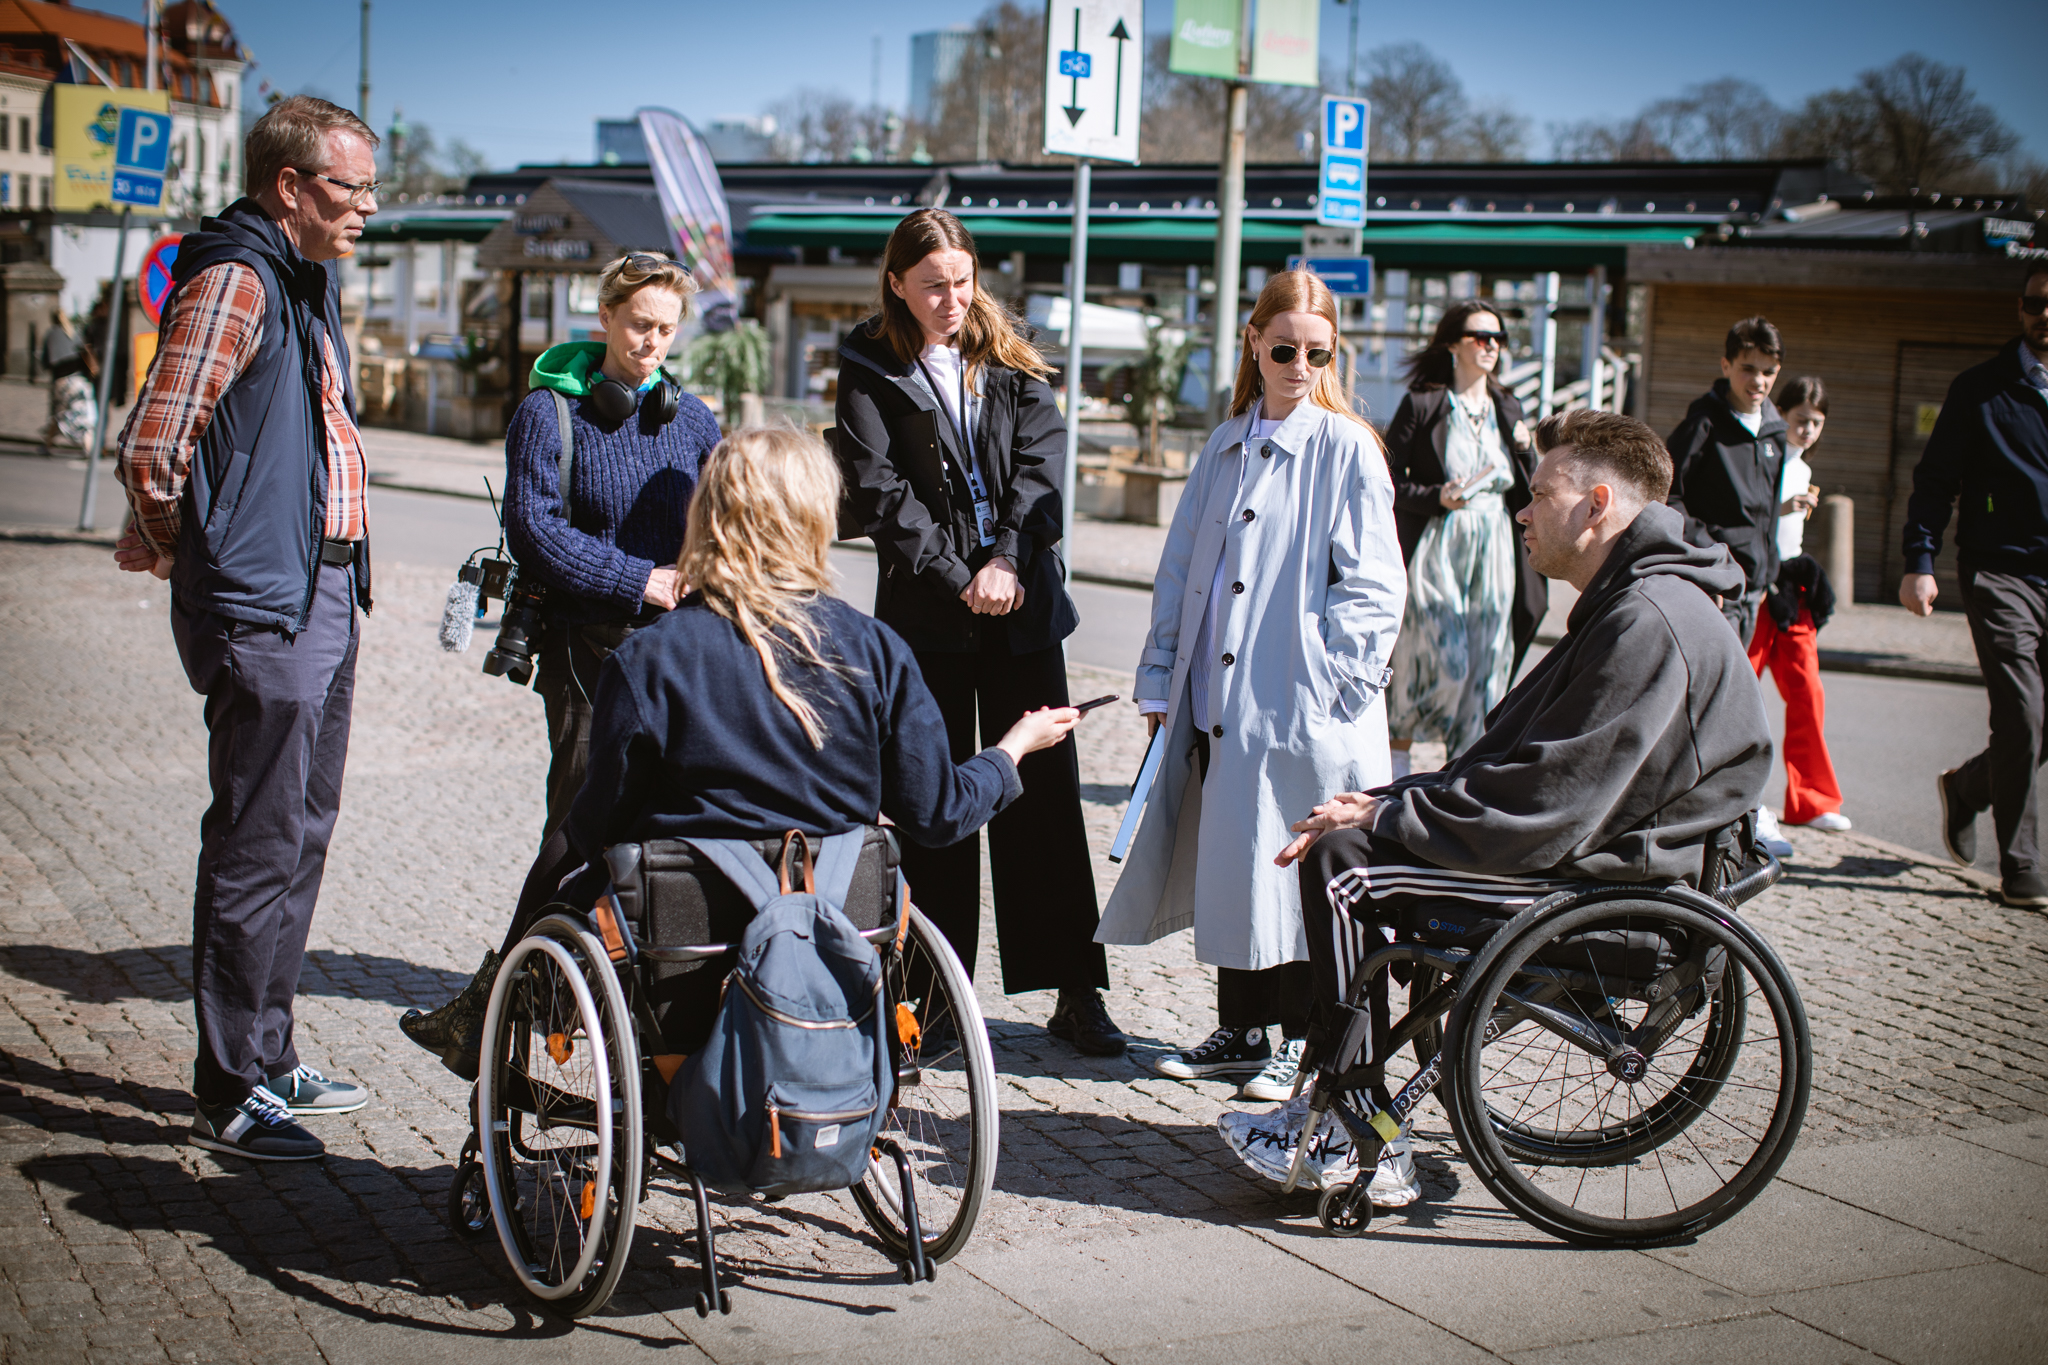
top-left (2, 540), bottom-right (2041, 1364)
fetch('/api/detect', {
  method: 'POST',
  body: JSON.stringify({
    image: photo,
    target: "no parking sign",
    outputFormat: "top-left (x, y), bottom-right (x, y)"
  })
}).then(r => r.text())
top-left (138, 235), bottom-right (183, 327)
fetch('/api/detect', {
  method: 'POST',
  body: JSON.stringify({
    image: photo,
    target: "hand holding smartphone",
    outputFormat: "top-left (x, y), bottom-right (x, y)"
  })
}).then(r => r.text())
top-left (1073, 693), bottom-right (1120, 714)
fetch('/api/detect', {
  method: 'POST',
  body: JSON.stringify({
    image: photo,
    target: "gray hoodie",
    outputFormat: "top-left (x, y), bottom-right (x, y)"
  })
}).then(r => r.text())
top-left (1369, 502), bottom-right (1771, 884)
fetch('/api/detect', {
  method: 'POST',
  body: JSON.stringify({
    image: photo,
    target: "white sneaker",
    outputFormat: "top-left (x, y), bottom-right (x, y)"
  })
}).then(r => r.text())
top-left (1793, 810), bottom-right (1852, 831)
top-left (1217, 1097), bottom-right (1356, 1188)
top-left (1367, 1129), bottom-right (1421, 1207)
top-left (1754, 806), bottom-right (1794, 859)
top-left (1239, 1038), bottom-right (1305, 1102)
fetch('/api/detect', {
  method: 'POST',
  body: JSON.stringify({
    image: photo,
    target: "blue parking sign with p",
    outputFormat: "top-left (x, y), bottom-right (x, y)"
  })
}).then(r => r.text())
top-left (1318, 95), bottom-right (1370, 228)
top-left (111, 107), bottom-right (172, 210)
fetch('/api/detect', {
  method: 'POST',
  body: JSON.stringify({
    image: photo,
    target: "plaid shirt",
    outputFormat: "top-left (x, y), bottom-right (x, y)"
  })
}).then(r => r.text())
top-left (117, 261), bottom-right (367, 560)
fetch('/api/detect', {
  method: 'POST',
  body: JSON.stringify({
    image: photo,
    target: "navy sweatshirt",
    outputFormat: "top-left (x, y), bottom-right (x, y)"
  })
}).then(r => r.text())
top-left (564, 593), bottom-right (1023, 856)
top-left (503, 384), bottom-right (721, 625)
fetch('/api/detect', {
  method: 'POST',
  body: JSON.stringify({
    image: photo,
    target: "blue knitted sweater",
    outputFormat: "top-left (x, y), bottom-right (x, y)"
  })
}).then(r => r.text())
top-left (503, 380), bottom-right (720, 626)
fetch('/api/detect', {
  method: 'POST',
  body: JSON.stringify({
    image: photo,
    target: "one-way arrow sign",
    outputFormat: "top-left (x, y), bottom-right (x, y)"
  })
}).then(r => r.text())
top-left (1042, 0), bottom-right (1143, 164)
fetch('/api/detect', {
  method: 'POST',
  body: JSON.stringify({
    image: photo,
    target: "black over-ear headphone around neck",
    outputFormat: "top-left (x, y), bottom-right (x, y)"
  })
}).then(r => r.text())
top-left (588, 374), bottom-right (681, 426)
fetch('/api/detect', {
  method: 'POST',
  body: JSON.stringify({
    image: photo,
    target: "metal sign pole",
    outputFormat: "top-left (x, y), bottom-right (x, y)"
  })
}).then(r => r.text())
top-left (79, 206), bottom-right (133, 531)
top-left (1060, 157), bottom-right (1091, 571)
top-left (1209, 81), bottom-right (1248, 429)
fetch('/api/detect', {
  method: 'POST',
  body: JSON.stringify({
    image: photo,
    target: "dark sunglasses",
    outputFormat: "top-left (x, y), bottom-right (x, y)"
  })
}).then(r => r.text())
top-left (1268, 343), bottom-right (1334, 367)
top-left (2023, 297), bottom-right (2048, 316)
top-left (623, 252), bottom-right (672, 271)
top-left (1462, 330), bottom-right (1507, 346)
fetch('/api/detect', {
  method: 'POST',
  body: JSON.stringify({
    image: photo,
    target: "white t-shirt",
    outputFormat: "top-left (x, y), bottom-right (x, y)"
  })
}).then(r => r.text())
top-left (1776, 449), bottom-right (1812, 560)
top-left (1731, 406), bottom-right (1763, 435)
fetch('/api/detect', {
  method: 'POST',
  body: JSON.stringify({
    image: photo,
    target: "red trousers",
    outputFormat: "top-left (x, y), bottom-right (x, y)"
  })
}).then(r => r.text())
top-left (1747, 608), bottom-right (1843, 824)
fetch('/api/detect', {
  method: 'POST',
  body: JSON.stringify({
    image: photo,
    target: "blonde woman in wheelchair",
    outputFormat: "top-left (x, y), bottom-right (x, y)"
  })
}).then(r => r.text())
top-left (446, 426), bottom-right (1086, 1315)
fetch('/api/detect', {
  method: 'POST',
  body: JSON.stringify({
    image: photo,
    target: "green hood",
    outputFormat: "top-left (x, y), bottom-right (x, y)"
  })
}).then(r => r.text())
top-left (528, 341), bottom-right (607, 396)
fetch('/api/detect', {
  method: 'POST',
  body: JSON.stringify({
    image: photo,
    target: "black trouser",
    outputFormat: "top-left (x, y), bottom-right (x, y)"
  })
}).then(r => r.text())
top-left (1191, 732), bottom-right (1311, 1038)
top-left (1954, 568), bottom-right (2048, 878)
top-left (505, 619), bottom-right (640, 954)
top-left (903, 629), bottom-right (1106, 995)
top-left (173, 561), bottom-right (359, 1108)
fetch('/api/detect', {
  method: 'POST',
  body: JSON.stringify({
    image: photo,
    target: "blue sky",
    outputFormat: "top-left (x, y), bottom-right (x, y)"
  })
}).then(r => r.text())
top-left (159, 0), bottom-right (2043, 172)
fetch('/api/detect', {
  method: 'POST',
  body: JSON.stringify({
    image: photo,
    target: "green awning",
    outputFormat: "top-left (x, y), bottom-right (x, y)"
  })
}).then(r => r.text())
top-left (742, 212), bottom-right (1696, 269)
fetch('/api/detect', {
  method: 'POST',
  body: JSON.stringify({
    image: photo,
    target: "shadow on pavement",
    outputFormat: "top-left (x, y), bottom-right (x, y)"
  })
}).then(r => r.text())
top-left (0, 944), bottom-right (471, 1009)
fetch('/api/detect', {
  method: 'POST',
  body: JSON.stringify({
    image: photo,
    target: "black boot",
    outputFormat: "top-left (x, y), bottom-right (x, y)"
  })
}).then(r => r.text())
top-left (400, 949), bottom-right (501, 1081)
top-left (1047, 988), bottom-right (1127, 1057)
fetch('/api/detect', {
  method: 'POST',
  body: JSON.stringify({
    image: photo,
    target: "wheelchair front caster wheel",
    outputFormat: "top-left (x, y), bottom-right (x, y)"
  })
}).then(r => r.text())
top-left (1318, 1182), bottom-right (1374, 1237)
top-left (719, 1290), bottom-right (733, 1315)
top-left (447, 1159), bottom-right (492, 1241)
top-left (694, 1290), bottom-right (711, 1319)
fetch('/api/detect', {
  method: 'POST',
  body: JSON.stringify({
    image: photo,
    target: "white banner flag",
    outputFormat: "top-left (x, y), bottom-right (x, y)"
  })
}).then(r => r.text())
top-left (636, 107), bottom-right (734, 297)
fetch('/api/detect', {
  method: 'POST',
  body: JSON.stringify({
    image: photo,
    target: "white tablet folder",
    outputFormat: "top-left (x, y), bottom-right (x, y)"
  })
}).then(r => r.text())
top-left (1108, 725), bottom-right (1169, 864)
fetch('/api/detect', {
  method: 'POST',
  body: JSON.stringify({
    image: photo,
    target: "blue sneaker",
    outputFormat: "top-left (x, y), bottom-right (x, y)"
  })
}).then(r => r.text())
top-left (266, 1064), bottom-right (368, 1116)
top-left (190, 1087), bottom-right (324, 1162)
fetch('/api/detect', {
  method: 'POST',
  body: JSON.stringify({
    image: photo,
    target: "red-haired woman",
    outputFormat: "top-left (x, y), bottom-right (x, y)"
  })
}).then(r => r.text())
top-left (834, 209), bottom-right (1123, 1059)
top-left (1097, 271), bottom-right (1406, 1184)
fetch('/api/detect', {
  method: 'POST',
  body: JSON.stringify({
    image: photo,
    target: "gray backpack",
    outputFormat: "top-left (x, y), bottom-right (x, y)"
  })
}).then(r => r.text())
top-left (667, 831), bottom-right (895, 1196)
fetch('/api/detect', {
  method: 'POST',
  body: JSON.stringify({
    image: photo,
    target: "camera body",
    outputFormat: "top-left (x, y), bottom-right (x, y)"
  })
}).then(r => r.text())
top-left (478, 556), bottom-right (549, 686)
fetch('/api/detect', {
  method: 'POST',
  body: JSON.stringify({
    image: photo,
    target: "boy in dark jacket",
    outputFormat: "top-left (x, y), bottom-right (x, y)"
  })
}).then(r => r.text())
top-left (1665, 316), bottom-right (1790, 645)
top-left (1906, 262), bottom-right (2048, 907)
top-left (1215, 409), bottom-right (1771, 1207)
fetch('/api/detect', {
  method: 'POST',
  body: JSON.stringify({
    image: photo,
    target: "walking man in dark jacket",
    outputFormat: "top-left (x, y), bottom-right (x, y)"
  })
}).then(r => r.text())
top-left (1213, 409), bottom-right (1771, 1205)
top-left (113, 97), bottom-right (380, 1160)
top-left (1665, 316), bottom-right (1790, 644)
top-left (1906, 262), bottom-right (2048, 908)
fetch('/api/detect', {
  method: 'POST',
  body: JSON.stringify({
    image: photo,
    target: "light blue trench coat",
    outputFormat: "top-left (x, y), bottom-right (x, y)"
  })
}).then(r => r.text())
top-left (1096, 402), bottom-right (1406, 971)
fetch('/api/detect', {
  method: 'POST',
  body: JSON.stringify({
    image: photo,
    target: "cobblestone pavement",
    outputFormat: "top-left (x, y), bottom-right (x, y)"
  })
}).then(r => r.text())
top-left (1, 538), bottom-right (2041, 1363)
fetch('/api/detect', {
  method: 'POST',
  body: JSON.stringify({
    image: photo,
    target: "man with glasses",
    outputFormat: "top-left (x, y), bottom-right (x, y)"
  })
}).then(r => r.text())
top-left (1905, 263), bottom-right (2048, 908)
top-left (113, 96), bottom-right (381, 1160)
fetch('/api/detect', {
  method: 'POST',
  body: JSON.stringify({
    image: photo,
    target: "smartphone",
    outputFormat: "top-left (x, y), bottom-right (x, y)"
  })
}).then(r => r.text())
top-left (1073, 693), bottom-right (1121, 714)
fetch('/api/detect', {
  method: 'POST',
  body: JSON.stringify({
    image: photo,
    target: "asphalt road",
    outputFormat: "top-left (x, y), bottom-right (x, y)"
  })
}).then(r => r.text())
top-left (0, 453), bottom-right (1993, 872)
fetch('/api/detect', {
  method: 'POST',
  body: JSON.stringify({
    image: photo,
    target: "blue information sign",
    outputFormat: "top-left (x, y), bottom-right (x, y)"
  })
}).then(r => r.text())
top-left (111, 107), bottom-right (173, 209)
top-left (1284, 255), bottom-right (1375, 296)
top-left (1317, 95), bottom-right (1370, 228)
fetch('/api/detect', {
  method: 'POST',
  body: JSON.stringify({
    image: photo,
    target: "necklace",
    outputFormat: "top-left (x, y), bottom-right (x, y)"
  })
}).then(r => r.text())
top-left (1452, 389), bottom-right (1490, 432)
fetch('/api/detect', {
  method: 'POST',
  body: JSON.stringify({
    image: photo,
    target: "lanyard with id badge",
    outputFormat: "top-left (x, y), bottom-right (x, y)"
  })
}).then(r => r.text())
top-left (917, 355), bottom-right (997, 549)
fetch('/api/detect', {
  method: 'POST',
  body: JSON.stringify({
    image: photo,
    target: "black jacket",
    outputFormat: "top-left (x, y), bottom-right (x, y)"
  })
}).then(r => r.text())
top-left (1382, 384), bottom-right (1548, 667)
top-left (1904, 338), bottom-right (2048, 578)
top-left (1370, 503), bottom-right (1769, 885)
top-left (565, 593), bottom-right (1021, 856)
top-left (162, 199), bottom-right (369, 631)
top-left (834, 320), bottom-right (1079, 654)
top-left (1665, 381), bottom-right (1788, 602)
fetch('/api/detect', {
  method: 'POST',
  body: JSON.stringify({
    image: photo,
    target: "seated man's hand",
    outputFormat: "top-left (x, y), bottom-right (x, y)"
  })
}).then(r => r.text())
top-left (1276, 791), bottom-right (1380, 867)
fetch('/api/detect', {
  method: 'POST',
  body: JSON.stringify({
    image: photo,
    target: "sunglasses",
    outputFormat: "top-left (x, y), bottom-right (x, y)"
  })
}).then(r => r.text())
top-left (1462, 330), bottom-right (1507, 346)
top-left (295, 169), bottom-right (380, 209)
top-left (1268, 343), bottom-right (1334, 367)
top-left (2023, 297), bottom-right (2048, 316)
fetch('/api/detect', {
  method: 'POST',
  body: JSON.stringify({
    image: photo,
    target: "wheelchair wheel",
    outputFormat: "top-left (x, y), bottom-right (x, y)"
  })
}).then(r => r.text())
top-left (478, 915), bottom-right (643, 1317)
top-left (1444, 893), bottom-right (1809, 1247)
top-left (851, 907), bottom-right (997, 1265)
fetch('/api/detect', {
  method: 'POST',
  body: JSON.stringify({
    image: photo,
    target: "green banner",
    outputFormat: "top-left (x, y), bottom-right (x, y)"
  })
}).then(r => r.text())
top-left (1251, 0), bottom-right (1319, 87)
top-left (1169, 0), bottom-right (1240, 78)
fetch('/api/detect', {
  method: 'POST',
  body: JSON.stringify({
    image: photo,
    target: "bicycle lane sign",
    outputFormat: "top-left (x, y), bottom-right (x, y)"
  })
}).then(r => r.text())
top-left (1318, 95), bottom-right (1370, 227)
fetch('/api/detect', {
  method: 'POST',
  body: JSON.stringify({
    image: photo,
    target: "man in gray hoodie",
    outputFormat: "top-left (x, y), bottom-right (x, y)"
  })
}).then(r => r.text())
top-left (1216, 408), bottom-right (1772, 1204)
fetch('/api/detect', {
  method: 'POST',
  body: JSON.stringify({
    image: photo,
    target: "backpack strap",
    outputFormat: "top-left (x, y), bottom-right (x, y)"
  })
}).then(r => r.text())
top-left (683, 829), bottom-right (869, 914)
top-left (683, 838), bottom-right (782, 911)
top-left (550, 389), bottom-right (574, 517)
top-left (810, 830), bottom-right (865, 912)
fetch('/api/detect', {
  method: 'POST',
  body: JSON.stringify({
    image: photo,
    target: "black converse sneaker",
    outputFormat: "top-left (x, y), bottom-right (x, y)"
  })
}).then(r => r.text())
top-left (189, 1087), bottom-right (325, 1162)
top-left (1153, 1025), bottom-right (1271, 1080)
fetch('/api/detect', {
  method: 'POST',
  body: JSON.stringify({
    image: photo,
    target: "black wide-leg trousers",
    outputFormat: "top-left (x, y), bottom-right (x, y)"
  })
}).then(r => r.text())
top-left (903, 630), bottom-right (1107, 995)
top-left (1955, 568), bottom-right (2048, 878)
top-left (173, 562), bottom-right (359, 1109)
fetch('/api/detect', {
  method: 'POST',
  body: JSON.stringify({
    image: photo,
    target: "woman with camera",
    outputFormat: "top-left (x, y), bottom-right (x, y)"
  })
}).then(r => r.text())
top-left (833, 208), bottom-right (1123, 1059)
top-left (1382, 300), bottom-right (1547, 773)
top-left (401, 252), bottom-right (719, 1073)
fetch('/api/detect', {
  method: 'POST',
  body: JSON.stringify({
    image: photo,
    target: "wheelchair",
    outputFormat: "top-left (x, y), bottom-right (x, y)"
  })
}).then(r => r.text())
top-left (1288, 817), bottom-right (1811, 1247)
top-left (443, 826), bottom-right (998, 1319)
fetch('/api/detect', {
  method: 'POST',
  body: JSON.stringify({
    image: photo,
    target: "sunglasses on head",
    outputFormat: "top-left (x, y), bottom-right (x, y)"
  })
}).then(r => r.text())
top-left (1268, 343), bottom-right (1334, 367)
top-left (1462, 330), bottom-right (1506, 346)
top-left (2023, 297), bottom-right (2048, 316)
